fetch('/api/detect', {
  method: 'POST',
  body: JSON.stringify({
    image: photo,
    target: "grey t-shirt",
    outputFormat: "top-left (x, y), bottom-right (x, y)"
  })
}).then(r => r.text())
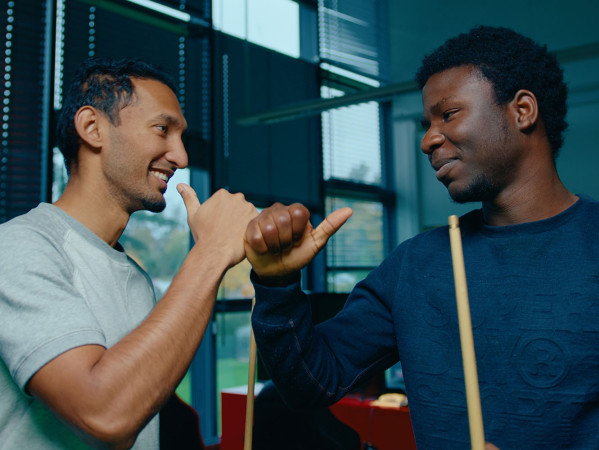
top-left (0, 204), bottom-right (159, 449)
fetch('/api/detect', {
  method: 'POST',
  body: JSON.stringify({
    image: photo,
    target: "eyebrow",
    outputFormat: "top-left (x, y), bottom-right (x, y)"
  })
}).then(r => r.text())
top-left (420, 95), bottom-right (456, 128)
top-left (153, 113), bottom-right (187, 131)
top-left (429, 96), bottom-right (455, 115)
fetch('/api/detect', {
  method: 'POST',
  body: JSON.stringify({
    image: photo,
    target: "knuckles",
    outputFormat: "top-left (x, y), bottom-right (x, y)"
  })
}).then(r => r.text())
top-left (245, 202), bottom-right (311, 254)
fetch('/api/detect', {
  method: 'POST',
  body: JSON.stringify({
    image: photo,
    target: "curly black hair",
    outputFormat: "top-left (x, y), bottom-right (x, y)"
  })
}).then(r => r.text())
top-left (415, 26), bottom-right (568, 158)
top-left (56, 57), bottom-right (177, 173)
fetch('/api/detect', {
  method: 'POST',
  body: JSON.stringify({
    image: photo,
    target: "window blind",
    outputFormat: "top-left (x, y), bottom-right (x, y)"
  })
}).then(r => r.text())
top-left (318, 0), bottom-right (392, 290)
top-left (0, 0), bottom-right (49, 223)
top-left (317, 0), bottom-right (390, 81)
top-left (321, 86), bottom-right (382, 185)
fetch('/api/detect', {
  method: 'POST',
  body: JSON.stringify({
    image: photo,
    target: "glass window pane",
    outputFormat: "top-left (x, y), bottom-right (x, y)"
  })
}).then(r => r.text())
top-left (215, 310), bottom-right (252, 434)
top-left (327, 269), bottom-right (372, 293)
top-left (212, 0), bottom-right (247, 39)
top-left (212, 0), bottom-right (300, 58)
top-left (218, 259), bottom-right (255, 300)
top-left (52, 147), bottom-right (68, 202)
top-left (175, 370), bottom-right (192, 403)
top-left (317, 0), bottom-right (390, 81)
top-left (325, 195), bottom-right (384, 269)
top-left (248, 0), bottom-right (299, 57)
top-left (385, 361), bottom-right (406, 392)
top-left (322, 86), bottom-right (382, 185)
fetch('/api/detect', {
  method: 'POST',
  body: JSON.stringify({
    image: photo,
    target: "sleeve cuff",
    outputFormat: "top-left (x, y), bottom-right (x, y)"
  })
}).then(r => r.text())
top-left (250, 270), bottom-right (311, 327)
top-left (249, 269), bottom-right (301, 288)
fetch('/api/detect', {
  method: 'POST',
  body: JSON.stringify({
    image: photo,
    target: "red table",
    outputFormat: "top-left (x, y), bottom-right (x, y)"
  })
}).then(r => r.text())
top-left (221, 385), bottom-right (416, 450)
top-left (329, 394), bottom-right (416, 450)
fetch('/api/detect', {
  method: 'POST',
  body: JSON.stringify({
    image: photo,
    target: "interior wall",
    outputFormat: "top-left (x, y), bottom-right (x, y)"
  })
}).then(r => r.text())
top-left (388, 0), bottom-right (599, 235)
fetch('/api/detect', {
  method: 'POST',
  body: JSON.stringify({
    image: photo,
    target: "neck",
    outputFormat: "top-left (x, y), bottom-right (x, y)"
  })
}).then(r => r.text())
top-left (482, 172), bottom-right (577, 226)
top-left (54, 176), bottom-right (130, 247)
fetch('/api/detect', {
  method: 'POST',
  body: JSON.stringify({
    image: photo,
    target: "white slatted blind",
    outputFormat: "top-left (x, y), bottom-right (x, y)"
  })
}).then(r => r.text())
top-left (318, 0), bottom-right (389, 81)
top-left (319, 0), bottom-right (391, 291)
top-left (321, 86), bottom-right (382, 185)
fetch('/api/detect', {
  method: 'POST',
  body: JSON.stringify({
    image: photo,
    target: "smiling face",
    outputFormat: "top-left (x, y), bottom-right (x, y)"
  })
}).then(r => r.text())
top-left (420, 66), bottom-right (523, 204)
top-left (101, 78), bottom-right (188, 213)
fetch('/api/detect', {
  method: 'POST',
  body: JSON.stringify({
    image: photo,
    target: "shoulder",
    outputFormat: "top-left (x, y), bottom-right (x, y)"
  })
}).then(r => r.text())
top-left (1, 204), bottom-right (70, 251)
top-left (562, 194), bottom-right (599, 238)
top-left (555, 194), bottom-right (599, 229)
top-left (576, 194), bottom-right (599, 211)
top-left (0, 205), bottom-right (77, 279)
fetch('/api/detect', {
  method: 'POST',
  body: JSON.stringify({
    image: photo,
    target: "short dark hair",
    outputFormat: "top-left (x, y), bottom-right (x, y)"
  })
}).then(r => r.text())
top-left (415, 26), bottom-right (568, 158)
top-left (56, 57), bottom-right (177, 172)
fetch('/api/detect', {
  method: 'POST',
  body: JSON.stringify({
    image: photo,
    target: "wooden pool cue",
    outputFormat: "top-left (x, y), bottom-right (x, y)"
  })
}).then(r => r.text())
top-left (448, 215), bottom-right (485, 450)
top-left (244, 298), bottom-right (257, 450)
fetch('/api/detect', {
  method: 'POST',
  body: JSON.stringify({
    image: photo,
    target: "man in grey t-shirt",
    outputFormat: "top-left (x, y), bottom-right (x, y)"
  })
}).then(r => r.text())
top-left (0, 58), bottom-right (257, 448)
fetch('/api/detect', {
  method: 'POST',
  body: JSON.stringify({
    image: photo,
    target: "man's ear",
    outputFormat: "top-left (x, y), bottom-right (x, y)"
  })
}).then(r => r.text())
top-left (74, 106), bottom-right (104, 150)
top-left (511, 89), bottom-right (539, 132)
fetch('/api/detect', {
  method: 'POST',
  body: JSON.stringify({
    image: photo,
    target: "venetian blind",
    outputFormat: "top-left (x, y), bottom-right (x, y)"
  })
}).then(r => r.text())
top-left (0, 0), bottom-right (49, 223)
top-left (319, 0), bottom-right (390, 187)
top-left (317, 0), bottom-right (390, 81)
top-left (319, 0), bottom-right (392, 288)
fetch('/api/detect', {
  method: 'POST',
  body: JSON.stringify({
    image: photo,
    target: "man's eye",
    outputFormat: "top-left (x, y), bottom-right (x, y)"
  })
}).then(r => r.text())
top-left (156, 125), bottom-right (168, 133)
top-left (442, 110), bottom-right (457, 121)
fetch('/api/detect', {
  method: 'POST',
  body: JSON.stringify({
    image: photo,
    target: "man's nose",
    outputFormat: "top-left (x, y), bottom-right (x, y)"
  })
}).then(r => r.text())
top-left (168, 136), bottom-right (188, 169)
top-left (421, 127), bottom-right (445, 155)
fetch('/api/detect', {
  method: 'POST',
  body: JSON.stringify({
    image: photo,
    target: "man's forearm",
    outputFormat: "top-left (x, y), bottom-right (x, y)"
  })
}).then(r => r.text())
top-left (29, 243), bottom-right (228, 445)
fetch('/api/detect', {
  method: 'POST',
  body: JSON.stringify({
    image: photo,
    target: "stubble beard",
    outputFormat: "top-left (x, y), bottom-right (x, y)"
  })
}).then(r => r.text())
top-left (118, 186), bottom-right (167, 214)
top-left (141, 195), bottom-right (167, 213)
top-left (448, 173), bottom-right (501, 204)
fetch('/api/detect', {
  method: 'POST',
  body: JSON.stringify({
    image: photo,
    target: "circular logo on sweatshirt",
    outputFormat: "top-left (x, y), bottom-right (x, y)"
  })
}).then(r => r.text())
top-left (518, 338), bottom-right (567, 388)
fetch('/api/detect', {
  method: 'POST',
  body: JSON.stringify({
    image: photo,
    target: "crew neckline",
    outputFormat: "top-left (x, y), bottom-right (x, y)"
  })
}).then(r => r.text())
top-left (39, 203), bottom-right (128, 258)
top-left (466, 195), bottom-right (588, 236)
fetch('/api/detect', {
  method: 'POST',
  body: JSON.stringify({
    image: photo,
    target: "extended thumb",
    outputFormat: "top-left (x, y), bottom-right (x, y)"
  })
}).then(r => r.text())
top-left (177, 183), bottom-right (200, 210)
top-left (313, 207), bottom-right (353, 244)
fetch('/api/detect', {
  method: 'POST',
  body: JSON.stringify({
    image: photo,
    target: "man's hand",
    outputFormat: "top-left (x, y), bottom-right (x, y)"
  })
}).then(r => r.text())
top-left (28, 186), bottom-right (258, 447)
top-left (244, 202), bottom-right (352, 282)
top-left (178, 185), bottom-right (258, 268)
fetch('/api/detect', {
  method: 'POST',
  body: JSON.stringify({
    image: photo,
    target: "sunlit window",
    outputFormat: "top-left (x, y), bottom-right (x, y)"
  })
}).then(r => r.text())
top-left (325, 195), bottom-right (385, 291)
top-left (212, 0), bottom-right (300, 58)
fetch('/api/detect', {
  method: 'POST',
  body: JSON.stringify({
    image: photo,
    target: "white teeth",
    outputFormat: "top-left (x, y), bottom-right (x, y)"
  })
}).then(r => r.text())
top-left (150, 171), bottom-right (168, 182)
